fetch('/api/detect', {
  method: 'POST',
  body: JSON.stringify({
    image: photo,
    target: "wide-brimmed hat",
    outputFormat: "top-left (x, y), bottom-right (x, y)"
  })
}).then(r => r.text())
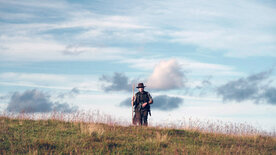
top-left (136, 83), bottom-right (146, 88)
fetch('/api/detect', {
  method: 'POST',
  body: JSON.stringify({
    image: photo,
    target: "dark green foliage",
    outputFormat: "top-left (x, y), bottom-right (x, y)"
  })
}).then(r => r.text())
top-left (0, 117), bottom-right (275, 154)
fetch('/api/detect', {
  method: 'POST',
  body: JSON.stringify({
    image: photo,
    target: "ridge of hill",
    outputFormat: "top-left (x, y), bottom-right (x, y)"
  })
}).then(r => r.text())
top-left (0, 116), bottom-right (275, 154)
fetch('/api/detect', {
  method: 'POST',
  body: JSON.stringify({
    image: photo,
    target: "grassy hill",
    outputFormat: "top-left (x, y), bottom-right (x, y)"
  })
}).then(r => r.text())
top-left (0, 116), bottom-right (275, 154)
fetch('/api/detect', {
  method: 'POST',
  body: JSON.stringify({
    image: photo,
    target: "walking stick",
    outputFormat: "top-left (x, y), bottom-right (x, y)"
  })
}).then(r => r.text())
top-left (132, 83), bottom-right (135, 124)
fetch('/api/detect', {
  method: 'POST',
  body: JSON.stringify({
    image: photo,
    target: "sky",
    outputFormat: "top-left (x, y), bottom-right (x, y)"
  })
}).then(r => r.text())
top-left (0, 0), bottom-right (276, 131)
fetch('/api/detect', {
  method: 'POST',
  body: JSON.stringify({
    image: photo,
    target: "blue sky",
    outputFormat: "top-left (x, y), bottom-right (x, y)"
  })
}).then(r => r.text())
top-left (0, 0), bottom-right (276, 131)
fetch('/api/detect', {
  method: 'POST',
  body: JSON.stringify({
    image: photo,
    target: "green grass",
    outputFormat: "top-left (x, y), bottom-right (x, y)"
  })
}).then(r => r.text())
top-left (0, 116), bottom-right (275, 154)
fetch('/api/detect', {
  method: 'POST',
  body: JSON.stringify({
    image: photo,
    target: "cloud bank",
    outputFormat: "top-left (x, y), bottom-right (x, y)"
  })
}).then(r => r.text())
top-left (99, 72), bottom-right (133, 92)
top-left (217, 70), bottom-right (276, 104)
top-left (6, 89), bottom-right (78, 113)
top-left (263, 87), bottom-right (276, 104)
top-left (120, 95), bottom-right (183, 111)
top-left (147, 59), bottom-right (186, 91)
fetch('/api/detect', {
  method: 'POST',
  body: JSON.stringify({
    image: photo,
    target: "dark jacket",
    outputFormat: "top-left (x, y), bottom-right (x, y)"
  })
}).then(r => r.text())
top-left (133, 91), bottom-right (153, 110)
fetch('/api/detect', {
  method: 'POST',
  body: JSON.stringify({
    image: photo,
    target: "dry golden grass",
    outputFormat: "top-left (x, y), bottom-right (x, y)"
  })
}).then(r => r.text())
top-left (80, 122), bottom-right (105, 136)
top-left (156, 131), bottom-right (170, 142)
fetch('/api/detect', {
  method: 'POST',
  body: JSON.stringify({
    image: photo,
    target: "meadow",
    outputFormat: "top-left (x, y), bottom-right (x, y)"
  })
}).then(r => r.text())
top-left (0, 111), bottom-right (275, 154)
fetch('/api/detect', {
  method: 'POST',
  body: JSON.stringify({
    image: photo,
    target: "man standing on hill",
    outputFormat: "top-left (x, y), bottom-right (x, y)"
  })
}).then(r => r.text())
top-left (131, 83), bottom-right (153, 126)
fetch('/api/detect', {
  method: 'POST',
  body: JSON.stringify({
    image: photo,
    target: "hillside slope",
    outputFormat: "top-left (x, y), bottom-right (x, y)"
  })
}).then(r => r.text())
top-left (0, 116), bottom-right (275, 154)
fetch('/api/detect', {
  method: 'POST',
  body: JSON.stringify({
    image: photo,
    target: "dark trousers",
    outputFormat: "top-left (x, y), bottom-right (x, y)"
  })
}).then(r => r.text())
top-left (133, 109), bottom-right (148, 126)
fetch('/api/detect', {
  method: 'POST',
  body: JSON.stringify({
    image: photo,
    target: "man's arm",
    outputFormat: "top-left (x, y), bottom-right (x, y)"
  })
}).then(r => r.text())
top-left (142, 92), bottom-right (153, 108)
top-left (148, 92), bottom-right (153, 104)
top-left (148, 98), bottom-right (153, 104)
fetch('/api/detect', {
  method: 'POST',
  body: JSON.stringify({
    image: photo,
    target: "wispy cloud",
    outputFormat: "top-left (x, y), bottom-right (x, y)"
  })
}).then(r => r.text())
top-left (0, 1), bottom-right (147, 62)
top-left (1, 0), bottom-right (275, 60)
top-left (170, 29), bottom-right (276, 58)
top-left (0, 72), bottom-right (67, 82)
top-left (0, 0), bottom-right (69, 9)
top-left (138, 0), bottom-right (276, 57)
top-left (0, 72), bottom-right (100, 91)
top-left (0, 35), bottom-right (129, 62)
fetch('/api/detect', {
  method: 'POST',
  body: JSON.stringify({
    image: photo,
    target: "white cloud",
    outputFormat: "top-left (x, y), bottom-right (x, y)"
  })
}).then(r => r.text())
top-left (177, 58), bottom-right (244, 77)
top-left (170, 30), bottom-right (276, 58)
top-left (0, 11), bottom-right (36, 20)
top-left (0, 81), bottom-right (72, 91)
top-left (70, 15), bottom-right (148, 29)
top-left (119, 58), bottom-right (161, 71)
top-left (147, 59), bottom-right (186, 90)
top-left (0, 72), bottom-right (67, 83)
top-left (0, 35), bottom-right (130, 62)
top-left (0, 72), bottom-right (100, 91)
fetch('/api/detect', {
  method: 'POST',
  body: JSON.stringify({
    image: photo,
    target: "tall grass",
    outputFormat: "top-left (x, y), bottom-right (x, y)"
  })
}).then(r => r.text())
top-left (1, 109), bottom-right (275, 137)
top-left (0, 110), bottom-right (275, 154)
top-left (155, 117), bottom-right (276, 137)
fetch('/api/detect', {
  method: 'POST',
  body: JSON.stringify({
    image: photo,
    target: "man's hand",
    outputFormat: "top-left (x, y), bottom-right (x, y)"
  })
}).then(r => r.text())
top-left (142, 102), bottom-right (147, 108)
top-left (132, 96), bottom-right (135, 101)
